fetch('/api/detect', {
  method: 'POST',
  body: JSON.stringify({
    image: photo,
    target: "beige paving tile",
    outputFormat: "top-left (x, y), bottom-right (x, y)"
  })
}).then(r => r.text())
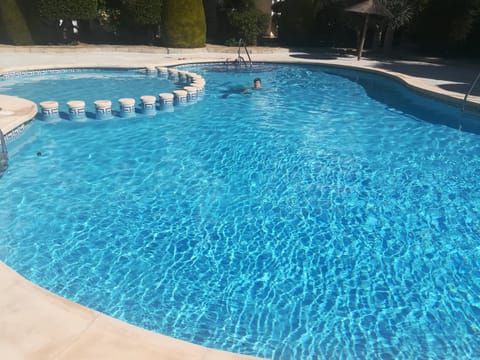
top-left (0, 263), bottom-right (98, 360)
top-left (60, 314), bottom-right (258, 360)
top-left (0, 94), bottom-right (37, 134)
top-left (0, 262), bottom-right (263, 360)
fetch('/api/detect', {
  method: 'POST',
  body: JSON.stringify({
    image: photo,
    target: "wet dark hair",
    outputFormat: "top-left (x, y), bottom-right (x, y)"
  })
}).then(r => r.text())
top-left (254, 78), bottom-right (261, 82)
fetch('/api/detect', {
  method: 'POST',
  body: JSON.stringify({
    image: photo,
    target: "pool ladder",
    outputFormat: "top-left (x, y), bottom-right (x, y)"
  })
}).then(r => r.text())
top-left (462, 71), bottom-right (480, 112)
top-left (235, 39), bottom-right (252, 67)
top-left (0, 129), bottom-right (8, 178)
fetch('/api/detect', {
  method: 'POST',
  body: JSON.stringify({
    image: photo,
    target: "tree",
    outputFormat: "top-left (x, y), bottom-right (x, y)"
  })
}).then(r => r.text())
top-left (378, 0), bottom-right (426, 53)
top-left (161, 0), bottom-right (206, 47)
top-left (273, 0), bottom-right (316, 45)
top-left (36, 0), bottom-right (98, 42)
top-left (379, 0), bottom-right (413, 53)
top-left (217, 0), bottom-right (269, 45)
top-left (226, 4), bottom-right (269, 44)
top-left (203, 0), bottom-right (218, 41)
top-left (0, 0), bottom-right (33, 44)
top-left (310, 0), bottom-right (358, 47)
top-left (120, 0), bottom-right (162, 26)
top-left (412, 0), bottom-right (480, 54)
top-left (445, 0), bottom-right (480, 42)
top-left (253, 0), bottom-right (274, 36)
top-left (90, 0), bottom-right (122, 43)
top-left (118, 0), bottom-right (162, 44)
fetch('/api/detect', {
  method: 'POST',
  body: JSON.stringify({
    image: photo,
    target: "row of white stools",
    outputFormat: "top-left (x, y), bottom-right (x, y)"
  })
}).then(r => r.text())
top-left (39, 66), bottom-right (206, 120)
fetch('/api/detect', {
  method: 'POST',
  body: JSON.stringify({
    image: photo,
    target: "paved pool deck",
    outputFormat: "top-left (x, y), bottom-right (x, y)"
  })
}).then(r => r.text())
top-left (0, 44), bottom-right (479, 360)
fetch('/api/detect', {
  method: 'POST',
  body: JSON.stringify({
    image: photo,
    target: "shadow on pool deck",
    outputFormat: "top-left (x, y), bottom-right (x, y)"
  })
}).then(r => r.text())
top-left (371, 60), bottom-right (479, 96)
top-left (279, 48), bottom-right (480, 102)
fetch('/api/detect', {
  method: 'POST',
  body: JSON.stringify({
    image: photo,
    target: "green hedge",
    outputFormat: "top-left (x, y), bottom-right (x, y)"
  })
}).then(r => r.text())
top-left (121, 0), bottom-right (162, 25)
top-left (0, 0), bottom-right (33, 44)
top-left (162, 0), bottom-right (206, 47)
top-left (275, 0), bottom-right (315, 45)
top-left (227, 7), bottom-right (269, 45)
top-left (37, 0), bottom-right (97, 20)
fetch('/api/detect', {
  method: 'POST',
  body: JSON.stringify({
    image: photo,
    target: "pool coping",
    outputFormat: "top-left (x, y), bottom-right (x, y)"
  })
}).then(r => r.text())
top-left (0, 94), bottom-right (37, 140)
top-left (0, 47), bottom-right (479, 359)
top-left (0, 262), bottom-right (261, 360)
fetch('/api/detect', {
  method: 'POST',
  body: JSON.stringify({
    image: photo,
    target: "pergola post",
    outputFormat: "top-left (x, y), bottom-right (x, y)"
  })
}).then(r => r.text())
top-left (358, 14), bottom-right (370, 60)
top-left (345, 0), bottom-right (390, 61)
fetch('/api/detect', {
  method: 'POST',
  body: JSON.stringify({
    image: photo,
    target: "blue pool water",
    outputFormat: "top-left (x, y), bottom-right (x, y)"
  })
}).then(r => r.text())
top-left (1, 64), bottom-right (480, 359)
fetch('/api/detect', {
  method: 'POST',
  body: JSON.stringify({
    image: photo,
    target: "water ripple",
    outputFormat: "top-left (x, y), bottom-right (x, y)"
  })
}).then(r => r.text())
top-left (1, 64), bottom-right (480, 359)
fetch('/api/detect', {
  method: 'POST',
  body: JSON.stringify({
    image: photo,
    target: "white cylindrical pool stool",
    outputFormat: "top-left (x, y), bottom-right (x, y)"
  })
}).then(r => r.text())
top-left (94, 100), bottom-right (112, 120)
top-left (39, 101), bottom-right (59, 120)
top-left (145, 66), bottom-right (157, 76)
top-left (190, 74), bottom-right (204, 84)
top-left (156, 66), bottom-right (168, 79)
top-left (159, 93), bottom-right (174, 112)
top-left (172, 90), bottom-right (188, 105)
top-left (191, 81), bottom-right (205, 95)
top-left (118, 98), bottom-right (136, 118)
top-left (192, 76), bottom-right (205, 88)
top-left (140, 95), bottom-right (157, 115)
top-left (67, 100), bottom-right (86, 120)
top-left (168, 68), bottom-right (179, 82)
top-left (178, 71), bottom-right (188, 84)
top-left (184, 86), bottom-right (198, 102)
top-left (185, 72), bottom-right (198, 84)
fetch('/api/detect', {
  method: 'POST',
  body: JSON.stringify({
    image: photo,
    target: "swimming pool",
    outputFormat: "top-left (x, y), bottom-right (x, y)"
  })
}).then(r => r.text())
top-left (1, 63), bottom-right (480, 359)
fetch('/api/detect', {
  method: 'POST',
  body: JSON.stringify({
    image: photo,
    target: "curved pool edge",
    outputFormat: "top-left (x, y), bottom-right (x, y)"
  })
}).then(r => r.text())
top-left (341, 63), bottom-right (480, 110)
top-left (0, 94), bottom-right (37, 137)
top-left (271, 58), bottom-right (480, 111)
top-left (0, 261), bottom-right (264, 360)
top-left (0, 53), bottom-right (478, 359)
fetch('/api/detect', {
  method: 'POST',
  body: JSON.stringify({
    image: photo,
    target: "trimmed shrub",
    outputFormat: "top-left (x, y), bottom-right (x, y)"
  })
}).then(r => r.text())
top-left (0, 0), bottom-right (33, 44)
top-left (274, 0), bottom-right (315, 45)
top-left (162, 0), bottom-right (206, 48)
top-left (121, 0), bottom-right (162, 25)
top-left (227, 7), bottom-right (269, 45)
top-left (36, 0), bottom-right (97, 43)
top-left (117, 0), bottom-right (162, 44)
top-left (215, 0), bottom-right (269, 45)
top-left (37, 0), bottom-right (97, 20)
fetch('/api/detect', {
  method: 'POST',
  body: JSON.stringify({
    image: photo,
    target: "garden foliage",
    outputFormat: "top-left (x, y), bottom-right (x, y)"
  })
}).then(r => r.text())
top-left (0, 0), bottom-right (33, 44)
top-left (37, 0), bottom-right (98, 20)
top-left (161, 0), bottom-right (206, 47)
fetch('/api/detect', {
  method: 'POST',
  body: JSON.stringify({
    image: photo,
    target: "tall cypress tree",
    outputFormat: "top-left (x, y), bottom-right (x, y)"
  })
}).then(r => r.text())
top-left (0, 0), bottom-right (33, 44)
top-left (162, 0), bottom-right (206, 47)
top-left (118, 0), bottom-right (163, 44)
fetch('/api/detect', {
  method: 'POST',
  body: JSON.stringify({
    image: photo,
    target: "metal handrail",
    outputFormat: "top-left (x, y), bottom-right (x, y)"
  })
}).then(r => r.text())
top-left (0, 129), bottom-right (8, 177)
top-left (0, 129), bottom-right (6, 154)
top-left (237, 39), bottom-right (252, 66)
top-left (463, 71), bottom-right (480, 112)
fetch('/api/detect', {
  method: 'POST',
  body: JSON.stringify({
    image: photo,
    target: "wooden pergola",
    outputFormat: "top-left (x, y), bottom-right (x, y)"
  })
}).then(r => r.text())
top-left (345, 0), bottom-right (390, 60)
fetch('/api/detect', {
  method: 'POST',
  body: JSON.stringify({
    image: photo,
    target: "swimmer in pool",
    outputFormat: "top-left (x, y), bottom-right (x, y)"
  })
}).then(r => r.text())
top-left (221, 78), bottom-right (262, 98)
